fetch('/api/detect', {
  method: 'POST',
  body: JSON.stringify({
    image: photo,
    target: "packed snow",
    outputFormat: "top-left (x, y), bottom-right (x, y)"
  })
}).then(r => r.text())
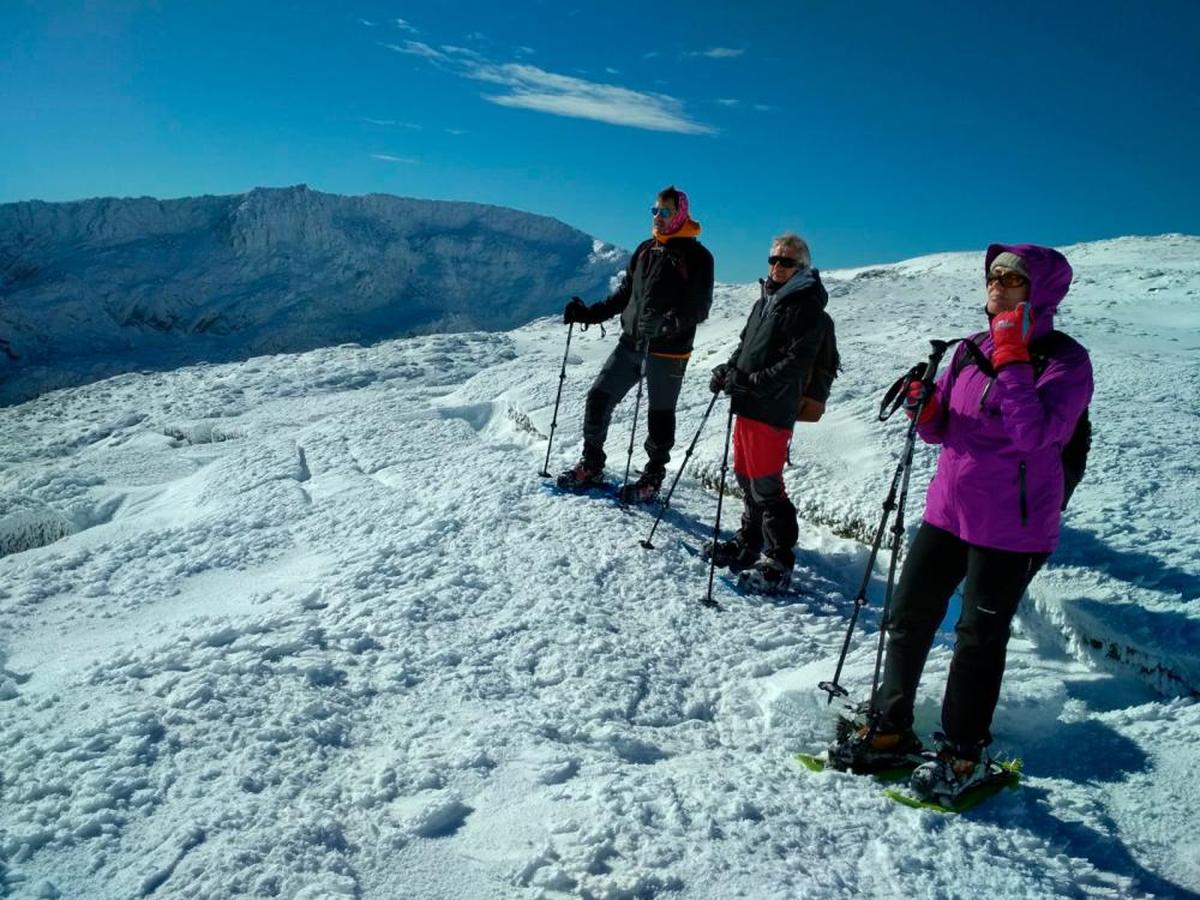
top-left (0, 234), bottom-right (1197, 898)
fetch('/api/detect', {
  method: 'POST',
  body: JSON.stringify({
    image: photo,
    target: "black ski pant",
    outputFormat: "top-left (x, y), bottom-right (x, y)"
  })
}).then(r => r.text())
top-left (875, 522), bottom-right (1048, 752)
top-left (581, 342), bottom-right (688, 471)
top-left (734, 471), bottom-right (798, 570)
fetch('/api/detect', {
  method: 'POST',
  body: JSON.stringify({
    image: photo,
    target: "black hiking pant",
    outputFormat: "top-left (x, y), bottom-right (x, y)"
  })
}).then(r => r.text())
top-left (734, 470), bottom-right (798, 570)
top-left (875, 522), bottom-right (1049, 751)
top-left (582, 342), bottom-right (688, 471)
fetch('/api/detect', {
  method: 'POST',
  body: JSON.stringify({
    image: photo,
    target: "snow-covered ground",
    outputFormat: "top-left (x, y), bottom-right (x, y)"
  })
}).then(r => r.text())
top-left (1, 235), bottom-right (1197, 898)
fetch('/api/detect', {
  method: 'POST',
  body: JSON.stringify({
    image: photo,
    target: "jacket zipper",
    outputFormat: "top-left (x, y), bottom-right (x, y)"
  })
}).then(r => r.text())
top-left (1018, 461), bottom-right (1028, 526)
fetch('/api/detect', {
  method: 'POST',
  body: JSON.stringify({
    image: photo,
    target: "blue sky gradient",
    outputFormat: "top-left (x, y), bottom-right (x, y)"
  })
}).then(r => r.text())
top-left (2, 0), bottom-right (1198, 281)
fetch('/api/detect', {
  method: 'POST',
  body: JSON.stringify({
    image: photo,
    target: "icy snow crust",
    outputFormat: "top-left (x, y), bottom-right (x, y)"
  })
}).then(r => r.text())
top-left (0, 235), bottom-right (1197, 898)
top-left (0, 185), bottom-right (625, 405)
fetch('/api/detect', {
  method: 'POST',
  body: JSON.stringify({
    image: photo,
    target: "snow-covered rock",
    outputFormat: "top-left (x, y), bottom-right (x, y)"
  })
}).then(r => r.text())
top-left (0, 494), bottom-right (75, 557)
top-left (0, 185), bottom-right (625, 404)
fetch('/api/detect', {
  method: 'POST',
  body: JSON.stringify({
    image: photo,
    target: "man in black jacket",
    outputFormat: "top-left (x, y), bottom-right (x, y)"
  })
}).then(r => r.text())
top-left (707, 233), bottom-right (838, 592)
top-left (558, 186), bottom-right (715, 502)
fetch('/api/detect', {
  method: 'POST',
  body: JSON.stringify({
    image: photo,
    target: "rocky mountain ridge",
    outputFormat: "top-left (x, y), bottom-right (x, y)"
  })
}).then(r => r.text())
top-left (0, 185), bottom-right (625, 403)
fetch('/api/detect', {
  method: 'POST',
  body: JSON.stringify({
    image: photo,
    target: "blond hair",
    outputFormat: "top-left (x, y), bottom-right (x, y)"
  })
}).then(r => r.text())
top-left (771, 232), bottom-right (811, 267)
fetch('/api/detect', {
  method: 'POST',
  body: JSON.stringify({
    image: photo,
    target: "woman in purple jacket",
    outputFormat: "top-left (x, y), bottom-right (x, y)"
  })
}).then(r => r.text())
top-left (870, 243), bottom-right (1093, 800)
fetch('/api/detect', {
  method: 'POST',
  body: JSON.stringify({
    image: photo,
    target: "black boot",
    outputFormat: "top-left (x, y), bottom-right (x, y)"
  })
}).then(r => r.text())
top-left (738, 557), bottom-right (793, 594)
top-left (827, 707), bottom-right (924, 774)
top-left (618, 466), bottom-right (665, 504)
top-left (556, 458), bottom-right (605, 490)
top-left (700, 536), bottom-right (760, 571)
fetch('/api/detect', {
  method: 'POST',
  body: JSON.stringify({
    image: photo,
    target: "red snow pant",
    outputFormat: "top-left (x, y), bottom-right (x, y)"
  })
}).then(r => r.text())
top-left (732, 416), bottom-right (797, 569)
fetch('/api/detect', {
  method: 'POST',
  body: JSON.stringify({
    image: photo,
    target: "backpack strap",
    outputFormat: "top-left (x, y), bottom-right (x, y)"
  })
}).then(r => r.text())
top-left (1029, 330), bottom-right (1070, 379)
top-left (953, 329), bottom-right (1074, 382)
top-left (659, 245), bottom-right (689, 282)
top-left (952, 331), bottom-right (993, 378)
top-left (640, 240), bottom-right (691, 282)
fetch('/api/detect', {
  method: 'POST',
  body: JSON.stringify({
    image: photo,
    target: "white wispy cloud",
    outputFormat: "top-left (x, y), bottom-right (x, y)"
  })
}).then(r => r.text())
top-left (642, 51), bottom-right (660, 60)
top-left (514, 46), bottom-right (536, 57)
top-left (384, 40), bottom-right (444, 60)
top-left (379, 41), bottom-right (713, 135)
top-left (605, 67), bottom-right (621, 75)
top-left (687, 47), bottom-right (744, 59)
top-left (716, 98), bottom-right (740, 107)
top-left (363, 118), bottom-right (423, 129)
top-left (445, 128), bottom-right (469, 136)
top-left (394, 18), bottom-right (417, 32)
top-left (475, 64), bottom-right (714, 134)
top-left (442, 45), bottom-right (484, 61)
top-left (358, 18), bottom-right (376, 27)
top-left (753, 103), bottom-right (772, 112)
top-left (371, 153), bottom-right (417, 163)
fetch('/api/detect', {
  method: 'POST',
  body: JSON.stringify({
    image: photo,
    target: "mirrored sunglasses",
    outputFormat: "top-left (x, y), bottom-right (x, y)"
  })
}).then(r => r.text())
top-left (768, 255), bottom-right (800, 268)
top-left (651, 206), bottom-right (674, 218)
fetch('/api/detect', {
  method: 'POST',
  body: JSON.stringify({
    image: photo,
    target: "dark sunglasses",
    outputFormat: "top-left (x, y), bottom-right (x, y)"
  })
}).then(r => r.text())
top-left (986, 271), bottom-right (1029, 288)
top-left (651, 206), bottom-right (675, 218)
top-left (768, 255), bottom-right (800, 268)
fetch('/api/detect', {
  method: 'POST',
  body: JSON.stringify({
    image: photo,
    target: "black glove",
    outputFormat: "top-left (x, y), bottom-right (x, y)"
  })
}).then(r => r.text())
top-left (563, 296), bottom-right (589, 325)
top-left (709, 363), bottom-right (731, 395)
top-left (657, 311), bottom-right (682, 339)
top-left (726, 369), bottom-right (756, 397)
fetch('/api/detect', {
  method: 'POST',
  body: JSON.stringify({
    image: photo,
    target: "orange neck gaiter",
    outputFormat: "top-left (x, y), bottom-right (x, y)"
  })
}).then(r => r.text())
top-left (653, 218), bottom-right (702, 244)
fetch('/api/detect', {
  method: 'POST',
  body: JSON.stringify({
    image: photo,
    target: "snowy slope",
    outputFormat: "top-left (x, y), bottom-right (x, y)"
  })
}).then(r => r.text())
top-left (0, 186), bottom-right (624, 405)
top-left (0, 235), bottom-right (1197, 899)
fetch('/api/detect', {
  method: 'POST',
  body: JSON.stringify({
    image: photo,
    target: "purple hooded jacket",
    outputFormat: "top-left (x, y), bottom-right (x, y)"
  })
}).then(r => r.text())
top-left (917, 244), bottom-right (1094, 553)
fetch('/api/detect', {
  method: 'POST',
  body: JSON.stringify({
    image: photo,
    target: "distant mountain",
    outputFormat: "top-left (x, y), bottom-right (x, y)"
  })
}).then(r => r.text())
top-left (0, 185), bottom-right (625, 404)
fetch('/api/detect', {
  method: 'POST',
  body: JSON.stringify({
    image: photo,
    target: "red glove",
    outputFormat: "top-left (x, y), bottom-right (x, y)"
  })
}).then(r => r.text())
top-left (904, 379), bottom-right (938, 425)
top-left (991, 302), bottom-right (1034, 369)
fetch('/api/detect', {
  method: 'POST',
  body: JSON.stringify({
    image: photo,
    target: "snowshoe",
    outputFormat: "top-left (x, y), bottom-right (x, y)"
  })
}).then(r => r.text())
top-left (890, 753), bottom-right (1021, 812)
top-left (556, 459), bottom-right (606, 490)
top-left (908, 734), bottom-right (993, 803)
top-left (827, 708), bottom-right (924, 775)
top-left (617, 467), bottom-right (665, 504)
top-left (699, 537), bottom-right (760, 572)
top-left (736, 558), bottom-right (792, 595)
top-left (795, 751), bottom-right (916, 783)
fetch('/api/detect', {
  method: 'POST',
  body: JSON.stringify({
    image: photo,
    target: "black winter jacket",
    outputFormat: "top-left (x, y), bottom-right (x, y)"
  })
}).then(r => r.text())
top-left (728, 270), bottom-right (836, 429)
top-left (588, 236), bottom-right (715, 355)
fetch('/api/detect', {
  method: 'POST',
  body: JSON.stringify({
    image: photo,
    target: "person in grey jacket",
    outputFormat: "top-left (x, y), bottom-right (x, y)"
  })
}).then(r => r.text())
top-left (706, 233), bottom-right (838, 592)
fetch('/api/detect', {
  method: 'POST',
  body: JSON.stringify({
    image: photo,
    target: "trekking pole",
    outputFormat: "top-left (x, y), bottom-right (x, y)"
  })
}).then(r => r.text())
top-left (701, 402), bottom-right (735, 610)
top-left (640, 391), bottom-right (719, 550)
top-left (538, 323), bottom-right (575, 478)
top-left (865, 420), bottom-right (921, 715)
top-left (619, 338), bottom-right (653, 503)
top-left (819, 339), bottom-right (952, 707)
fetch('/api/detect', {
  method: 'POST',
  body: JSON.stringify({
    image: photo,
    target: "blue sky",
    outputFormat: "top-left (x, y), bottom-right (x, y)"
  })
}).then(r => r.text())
top-left (2, 0), bottom-right (1198, 282)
